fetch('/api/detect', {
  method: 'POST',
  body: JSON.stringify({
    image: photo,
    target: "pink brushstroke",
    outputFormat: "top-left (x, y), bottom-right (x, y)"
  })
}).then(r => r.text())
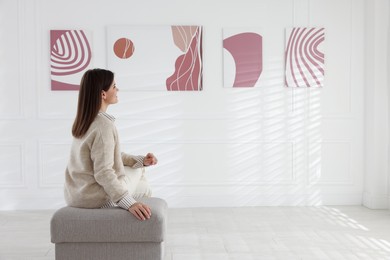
top-left (285, 28), bottom-right (298, 87)
top-left (223, 33), bottom-right (262, 87)
top-left (303, 29), bottom-right (324, 86)
top-left (166, 27), bottom-right (202, 91)
top-left (294, 28), bottom-right (308, 87)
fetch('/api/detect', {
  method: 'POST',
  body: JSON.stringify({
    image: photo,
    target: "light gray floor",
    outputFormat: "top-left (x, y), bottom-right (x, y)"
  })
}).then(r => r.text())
top-left (0, 206), bottom-right (389, 260)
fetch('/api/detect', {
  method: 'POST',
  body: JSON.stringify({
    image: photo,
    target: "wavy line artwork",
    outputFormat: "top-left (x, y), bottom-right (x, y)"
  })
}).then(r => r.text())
top-left (50, 30), bottom-right (92, 90)
top-left (166, 26), bottom-right (202, 91)
top-left (285, 27), bottom-right (325, 87)
top-left (223, 32), bottom-right (262, 88)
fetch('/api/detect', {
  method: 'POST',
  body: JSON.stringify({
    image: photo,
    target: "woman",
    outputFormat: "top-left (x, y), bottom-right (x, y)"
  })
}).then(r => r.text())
top-left (64, 68), bottom-right (157, 221)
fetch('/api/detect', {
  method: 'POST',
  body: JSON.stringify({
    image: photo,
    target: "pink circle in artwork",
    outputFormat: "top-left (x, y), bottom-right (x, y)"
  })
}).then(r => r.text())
top-left (113, 38), bottom-right (135, 59)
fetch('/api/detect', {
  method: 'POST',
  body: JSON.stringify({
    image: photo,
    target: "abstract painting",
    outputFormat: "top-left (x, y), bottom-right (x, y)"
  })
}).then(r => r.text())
top-left (223, 28), bottom-right (263, 88)
top-left (107, 25), bottom-right (202, 91)
top-left (285, 27), bottom-right (325, 87)
top-left (50, 30), bottom-right (92, 91)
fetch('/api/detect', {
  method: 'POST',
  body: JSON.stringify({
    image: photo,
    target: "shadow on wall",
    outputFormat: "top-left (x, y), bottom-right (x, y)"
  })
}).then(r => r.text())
top-left (226, 67), bottom-right (324, 206)
top-left (112, 61), bottom-right (325, 207)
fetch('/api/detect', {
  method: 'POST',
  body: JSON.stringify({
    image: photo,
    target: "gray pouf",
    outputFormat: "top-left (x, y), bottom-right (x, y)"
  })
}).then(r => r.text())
top-left (50, 197), bottom-right (167, 260)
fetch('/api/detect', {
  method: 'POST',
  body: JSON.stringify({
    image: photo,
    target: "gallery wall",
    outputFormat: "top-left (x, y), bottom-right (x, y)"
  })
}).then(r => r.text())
top-left (0, 0), bottom-right (387, 210)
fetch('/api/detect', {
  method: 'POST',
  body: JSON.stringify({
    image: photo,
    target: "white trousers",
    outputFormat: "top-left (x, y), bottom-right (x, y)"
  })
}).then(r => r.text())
top-left (123, 166), bottom-right (152, 198)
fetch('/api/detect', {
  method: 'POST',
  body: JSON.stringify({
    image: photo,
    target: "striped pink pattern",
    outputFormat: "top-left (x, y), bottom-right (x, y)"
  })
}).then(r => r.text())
top-left (50, 30), bottom-right (92, 90)
top-left (285, 27), bottom-right (325, 87)
top-left (51, 30), bottom-right (91, 76)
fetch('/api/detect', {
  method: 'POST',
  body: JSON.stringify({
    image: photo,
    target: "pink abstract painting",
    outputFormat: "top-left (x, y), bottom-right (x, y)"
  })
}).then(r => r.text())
top-left (107, 25), bottom-right (202, 91)
top-left (166, 26), bottom-right (202, 91)
top-left (285, 27), bottom-right (325, 87)
top-left (223, 28), bottom-right (263, 88)
top-left (50, 30), bottom-right (92, 91)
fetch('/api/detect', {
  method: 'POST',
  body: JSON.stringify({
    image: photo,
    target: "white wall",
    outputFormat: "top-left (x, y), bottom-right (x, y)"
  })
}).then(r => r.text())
top-left (363, 0), bottom-right (390, 209)
top-left (0, 0), bottom-right (382, 210)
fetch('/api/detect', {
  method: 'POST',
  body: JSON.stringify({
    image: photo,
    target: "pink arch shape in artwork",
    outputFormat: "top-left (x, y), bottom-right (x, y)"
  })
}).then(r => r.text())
top-left (223, 32), bottom-right (263, 87)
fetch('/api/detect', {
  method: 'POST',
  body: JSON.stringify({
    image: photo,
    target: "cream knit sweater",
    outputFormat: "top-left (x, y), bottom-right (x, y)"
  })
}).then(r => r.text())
top-left (64, 113), bottom-right (143, 209)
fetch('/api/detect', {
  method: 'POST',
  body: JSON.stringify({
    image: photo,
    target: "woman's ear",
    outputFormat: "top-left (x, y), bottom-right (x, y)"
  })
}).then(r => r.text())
top-left (101, 90), bottom-right (106, 100)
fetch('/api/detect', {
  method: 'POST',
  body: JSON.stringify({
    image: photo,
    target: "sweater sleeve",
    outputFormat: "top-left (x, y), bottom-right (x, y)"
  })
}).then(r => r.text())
top-left (91, 126), bottom-right (130, 205)
top-left (117, 194), bottom-right (137, 209)
top-left (121, 152), bottom-right (145, 168)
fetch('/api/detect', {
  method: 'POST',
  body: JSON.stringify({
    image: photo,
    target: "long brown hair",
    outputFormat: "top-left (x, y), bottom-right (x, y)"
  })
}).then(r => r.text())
top-left (72, 69), bottom-right (114, 138)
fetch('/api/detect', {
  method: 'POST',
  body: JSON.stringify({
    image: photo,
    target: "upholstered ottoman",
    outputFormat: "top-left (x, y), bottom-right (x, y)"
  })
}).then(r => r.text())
top-left (50, 197), bottom-right (167, 260)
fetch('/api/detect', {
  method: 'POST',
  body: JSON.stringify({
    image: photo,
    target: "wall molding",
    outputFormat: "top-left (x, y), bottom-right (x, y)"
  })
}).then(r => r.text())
top-left (127, 140), bottom-right (296, 185)
top-left (0, 0), bottom-right (24, 119)
top-left (38, 141), bottom-right (70, 188)
top-left (307, 141), bottom-right (353, 185)
top-left (0, 142), bottom-right (26, 188)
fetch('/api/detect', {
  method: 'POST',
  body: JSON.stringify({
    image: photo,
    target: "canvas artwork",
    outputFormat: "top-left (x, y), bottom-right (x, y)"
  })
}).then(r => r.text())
top-left (50, 30), bottom-right (92, 91)
top-left (285, 27), bottom-right (325, 87)
top-left (107, 25), bottom-right (202, 91)
top-left (223, 28), bottom-right (263, 88)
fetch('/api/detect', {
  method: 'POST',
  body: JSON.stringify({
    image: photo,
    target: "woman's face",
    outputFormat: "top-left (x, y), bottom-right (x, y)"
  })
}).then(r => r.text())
top-left (103, 80), bottom-right (119, 105)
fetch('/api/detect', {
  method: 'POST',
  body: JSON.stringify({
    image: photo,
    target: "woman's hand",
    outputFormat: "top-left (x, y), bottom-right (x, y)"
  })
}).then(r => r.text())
top-left (143, 153), bottom-right (158, 166)
top-left (128, 202), bottom-right (152, 221)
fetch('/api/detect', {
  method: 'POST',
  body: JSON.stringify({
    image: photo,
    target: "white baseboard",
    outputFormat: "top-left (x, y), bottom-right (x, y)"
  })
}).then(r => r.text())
top-left (163, 192), bottom-right (363, 208)
top-left (363, 191), bottom-right (389, 209)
